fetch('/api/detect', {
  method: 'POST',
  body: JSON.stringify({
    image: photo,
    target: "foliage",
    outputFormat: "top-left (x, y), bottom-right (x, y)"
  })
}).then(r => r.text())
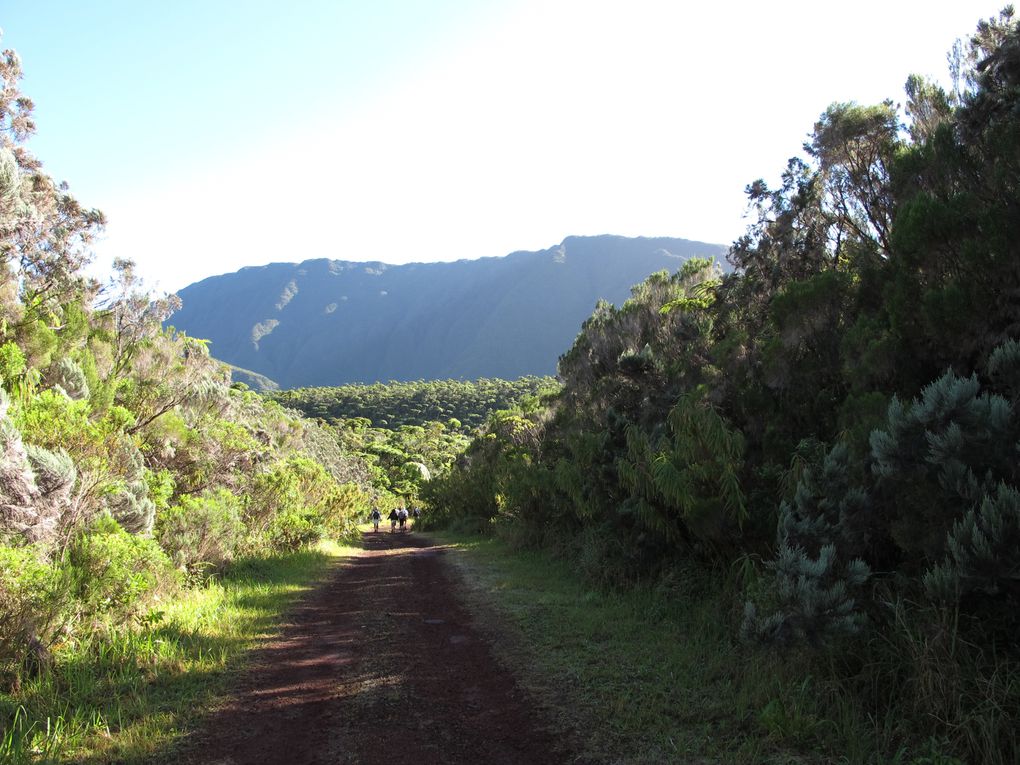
top-left (156, 489), bottom-right (245, 573)
top-left (430, 12), bottom-right (1020, 762)
top-left (619, 388), bottom-right (746, 548)
top-left (244, 456), bottom-right (367, 551)
top-left (869, 369), bottom-right (1017, 562)
top-left (272, 376), bottom-right (558, 431)
top-left (0, 389), bottom-right (76, 546)
top-left (63, 514), bottom-right (176, 628)
top-left (326, 410), bottom-right (474, 502)
top-left (0, 543), bottom-right (66, 682)
top-left (924, 482), bottom-right (1020, 605)
top-left (0, 28), bottom-right (374, 708)
top-left (0, 514), bottom-right (175, 689)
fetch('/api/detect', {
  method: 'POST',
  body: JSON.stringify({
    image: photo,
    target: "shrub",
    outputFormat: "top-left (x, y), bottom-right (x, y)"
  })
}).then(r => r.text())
top-left (265, 508), bottom-right (321, 551)
top-left (1, 515), bottom-right (176, 686)
top-left (156, 489), bottom-right (244, 574)
top-left (103, 442), bottom-right (156, 534)
top-left (742, 543), bottom-right (870, 647)
top-left (0, 341), bottom-right (27, 396)
top-left (316, 481), bottom-right (368, 541)
top-left (870, 370), bottom-right (1016, 561)
top-left (12, 389), bottom-right (155, 536)
top-left (743, 445), bottom-right (872, 646)
top-left (924, 481), bottom-right (1020, 626)
top-left (47, 357), bottom-right (89, 400)
top-left (244, 457), bottom-right (365, 548)
top-left (0, 543), bottom-right (67, 684)
top-left (0, 389), bottom-right (77, 546)
top-left (64, 513), bottom-right (176, 629)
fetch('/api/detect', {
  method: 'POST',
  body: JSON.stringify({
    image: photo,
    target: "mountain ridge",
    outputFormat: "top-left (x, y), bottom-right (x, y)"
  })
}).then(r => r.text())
top-left (169, 234), bottom-right (728, 388)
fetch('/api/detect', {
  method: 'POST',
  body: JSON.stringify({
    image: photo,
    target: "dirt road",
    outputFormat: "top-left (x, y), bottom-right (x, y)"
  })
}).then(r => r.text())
top-left (178, 529), bottom-right (577, 765)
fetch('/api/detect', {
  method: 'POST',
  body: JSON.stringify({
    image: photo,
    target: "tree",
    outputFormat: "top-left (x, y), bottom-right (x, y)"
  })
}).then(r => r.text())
top-left (0, 38), bottom-right (104, 336)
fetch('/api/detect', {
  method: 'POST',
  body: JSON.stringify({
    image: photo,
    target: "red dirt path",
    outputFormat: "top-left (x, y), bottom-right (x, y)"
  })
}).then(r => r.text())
top-left (177, 529), bottom-right (580, 765)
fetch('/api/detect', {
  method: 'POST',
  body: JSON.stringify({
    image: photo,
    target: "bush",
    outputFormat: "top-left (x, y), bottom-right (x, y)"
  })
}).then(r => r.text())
top-left (64, 513), bottom-right (176, 628)
top-left (0, 341), bottom-right (28, 398)
top-left (156, 489), bottom-right (244, 574)
top-left (0, 515), bottom-right (173, 686)
top-left (0, 543), bottom-right (67, 684)
top-left (0, 389), bottom-right (77, 546)
top-left (244, 457), bottom-right (365, 548)
top-left (869, 370), bottom-right (1016, 561)
top-left (103, 443), bottom-right (156, 534)
top-left (923, 481), bottom-right (1020, 637)
top-left (265, 508), bottom-right (321, 551)
top-left (47, 357), bottom-right (90, 400)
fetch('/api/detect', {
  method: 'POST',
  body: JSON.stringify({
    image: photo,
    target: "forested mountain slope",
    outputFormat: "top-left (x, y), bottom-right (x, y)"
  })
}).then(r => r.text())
top-left (272, 376), bottom-right (558, 431)
top-left (168, 235), bottom-right (726, 387)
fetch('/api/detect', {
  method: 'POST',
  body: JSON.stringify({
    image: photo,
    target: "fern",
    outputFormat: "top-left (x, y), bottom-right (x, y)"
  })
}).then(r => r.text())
top-left (618, 389), bottom-right (746, 546)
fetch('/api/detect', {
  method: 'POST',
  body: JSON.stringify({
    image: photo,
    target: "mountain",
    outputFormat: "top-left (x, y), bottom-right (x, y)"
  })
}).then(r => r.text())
top-left (168, 235), bottom-right (728, 388)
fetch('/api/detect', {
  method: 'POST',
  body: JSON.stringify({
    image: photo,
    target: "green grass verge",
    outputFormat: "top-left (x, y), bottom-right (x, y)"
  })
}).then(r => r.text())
top-left (0, 540), bottom-right (357, 764)
top-left (430, 532), bottom-right (837, 765)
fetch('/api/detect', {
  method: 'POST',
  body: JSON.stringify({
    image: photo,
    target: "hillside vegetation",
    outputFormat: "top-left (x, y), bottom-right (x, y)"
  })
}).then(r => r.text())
top-left (424, 11), bottom-right (1020, 763)
top-left (270, 378), bottom-right (560, 501)
top-left (271, 376), bottom-right (558, 430)
top-left (0, 40), bottom-right (373, 759)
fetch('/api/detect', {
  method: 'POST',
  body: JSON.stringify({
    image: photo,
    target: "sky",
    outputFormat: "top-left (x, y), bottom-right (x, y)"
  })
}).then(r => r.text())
top-left (0, 0), bottom-right (1003, 293)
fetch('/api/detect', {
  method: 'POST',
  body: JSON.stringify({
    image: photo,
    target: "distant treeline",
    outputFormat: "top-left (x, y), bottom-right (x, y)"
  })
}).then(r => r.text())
top-left (270, 377), bottom-right (559, 430)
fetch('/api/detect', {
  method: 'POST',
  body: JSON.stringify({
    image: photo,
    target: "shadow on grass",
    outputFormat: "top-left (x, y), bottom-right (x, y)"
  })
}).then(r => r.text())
top-left (0, 547), bottom-right (341, 765)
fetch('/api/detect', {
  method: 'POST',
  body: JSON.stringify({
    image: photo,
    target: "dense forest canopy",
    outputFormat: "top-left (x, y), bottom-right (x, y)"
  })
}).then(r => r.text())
top-left (423, 10), bottom-right (1020, 762)
top-left (271, 376), bottom-right (559, 431)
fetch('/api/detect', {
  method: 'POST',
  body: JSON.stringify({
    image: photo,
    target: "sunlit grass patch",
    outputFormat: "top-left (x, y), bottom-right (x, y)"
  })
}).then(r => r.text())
top-left (0, 540), bottom-right (357, 764)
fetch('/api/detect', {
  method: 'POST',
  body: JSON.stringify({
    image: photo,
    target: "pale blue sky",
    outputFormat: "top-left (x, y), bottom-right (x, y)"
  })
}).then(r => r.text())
top-left (1, 1), bottom-right (1002, 292)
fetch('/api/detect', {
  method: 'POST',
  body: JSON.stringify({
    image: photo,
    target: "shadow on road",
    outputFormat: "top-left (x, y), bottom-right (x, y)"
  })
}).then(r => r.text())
top-left (176, 529), bottom-right (575, 765)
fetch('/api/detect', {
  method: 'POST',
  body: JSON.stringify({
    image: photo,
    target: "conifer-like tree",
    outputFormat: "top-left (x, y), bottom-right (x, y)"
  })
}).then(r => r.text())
top-left (743, 444), bottom-right (871, 646)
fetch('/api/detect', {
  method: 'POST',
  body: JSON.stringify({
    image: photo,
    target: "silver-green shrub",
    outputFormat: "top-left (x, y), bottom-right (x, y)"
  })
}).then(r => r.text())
top-left (48, 357), bottom-right (90, 401)
top-left (0, 390), bottom-right (77, 545)
top-left (104, 444), bottom-right (155, 535)
top-left (743, 444), bottom-right (871, 646)
top-left (924, 482), bottom-right (1020, 601)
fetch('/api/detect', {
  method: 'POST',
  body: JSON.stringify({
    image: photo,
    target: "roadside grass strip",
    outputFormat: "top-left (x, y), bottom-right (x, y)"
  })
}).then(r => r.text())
top-left (0, 540), bottom-right (357, 765)
top-left (433, 532), bottom-right (825, 765)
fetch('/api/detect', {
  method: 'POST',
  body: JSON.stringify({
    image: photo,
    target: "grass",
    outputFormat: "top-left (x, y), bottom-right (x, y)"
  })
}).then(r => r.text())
top-left (0, 539), bottom-right (358, 764)
top-left (429, 531), bottom-right (821, 765)
top-left (429, 531), bottom-right (1007, 765)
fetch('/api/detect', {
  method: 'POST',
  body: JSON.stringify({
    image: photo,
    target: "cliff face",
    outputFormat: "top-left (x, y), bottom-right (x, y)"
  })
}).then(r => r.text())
top-left (169, 235), bottom-right (728, 387)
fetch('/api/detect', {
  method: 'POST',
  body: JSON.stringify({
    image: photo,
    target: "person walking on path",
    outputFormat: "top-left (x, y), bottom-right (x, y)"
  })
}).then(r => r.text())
top-left (398, 506), bottom-right (408, 532)
top-left (388, 507), bottom-right (398, 532)
top-left (370, 506), bottom-right (381, 532)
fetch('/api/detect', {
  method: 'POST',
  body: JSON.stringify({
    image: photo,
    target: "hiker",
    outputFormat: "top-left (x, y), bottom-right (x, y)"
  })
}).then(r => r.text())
top-left (398, 506), bottom-right (408, 531)
top-left (412, 506), bottom-right (421, 525)
top-left (388, 507), bottom-right (398, 532)
top-left (370, 506), bottom-right (381, 532)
